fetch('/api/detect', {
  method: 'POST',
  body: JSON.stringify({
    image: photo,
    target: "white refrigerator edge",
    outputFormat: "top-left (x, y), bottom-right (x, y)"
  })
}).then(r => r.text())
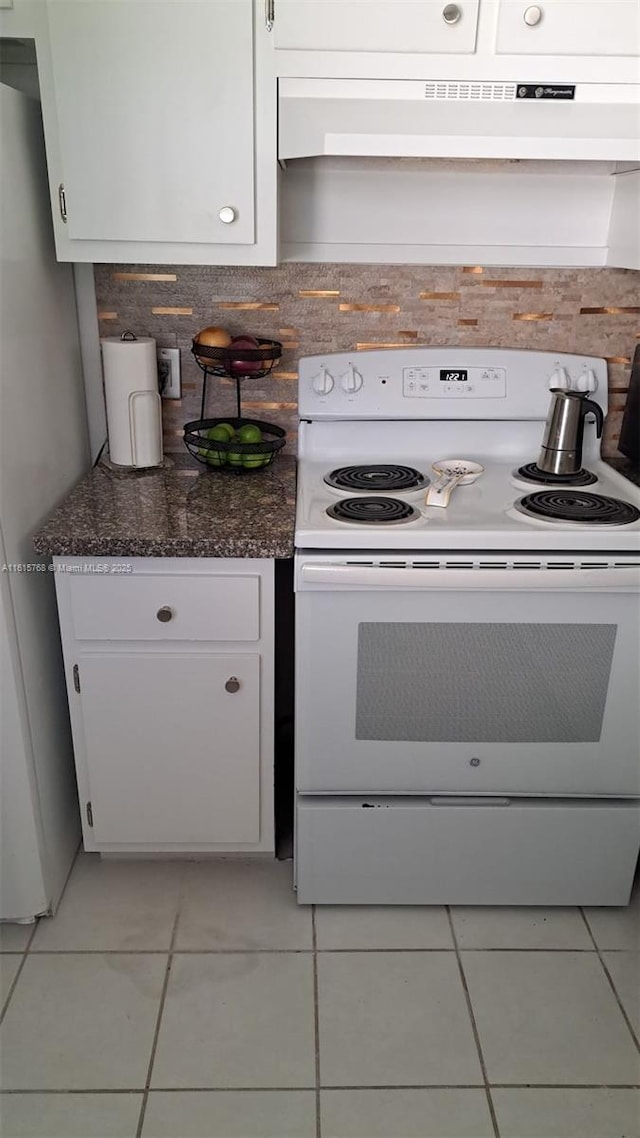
top-left (1, 81), bottom-right (90, 922)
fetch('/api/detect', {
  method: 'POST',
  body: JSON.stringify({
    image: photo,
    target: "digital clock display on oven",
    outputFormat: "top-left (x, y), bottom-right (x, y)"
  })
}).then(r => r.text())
top-left (440, 370), bottom-right (468, 382)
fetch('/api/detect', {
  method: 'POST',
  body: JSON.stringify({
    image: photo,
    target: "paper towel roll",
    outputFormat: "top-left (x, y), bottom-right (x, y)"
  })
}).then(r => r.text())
top-left (102, 334), bottom-right (163, 468)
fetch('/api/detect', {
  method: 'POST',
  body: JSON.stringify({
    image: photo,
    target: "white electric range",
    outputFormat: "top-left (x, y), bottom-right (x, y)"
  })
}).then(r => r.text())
top-left (293, 348), bottom-right (640, 907)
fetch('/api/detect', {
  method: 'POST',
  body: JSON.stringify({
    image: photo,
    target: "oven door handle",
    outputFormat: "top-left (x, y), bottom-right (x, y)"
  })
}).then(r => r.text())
top-left (298, 565), bottom-right (640, 591)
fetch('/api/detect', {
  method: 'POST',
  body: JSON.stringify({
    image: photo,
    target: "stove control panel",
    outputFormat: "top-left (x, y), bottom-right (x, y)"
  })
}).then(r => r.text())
top-left (297, 349), bottom-right (608, 421)
top-left (403, 366), bottom-right (506, 398)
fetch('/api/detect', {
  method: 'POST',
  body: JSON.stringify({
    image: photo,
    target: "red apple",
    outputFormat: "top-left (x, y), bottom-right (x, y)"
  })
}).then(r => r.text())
top-left (228, 335), bottom-right (262, 375)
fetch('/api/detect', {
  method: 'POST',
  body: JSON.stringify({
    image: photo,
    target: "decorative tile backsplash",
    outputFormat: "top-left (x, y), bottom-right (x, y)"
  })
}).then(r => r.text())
top-left (94, 264), bottom-right (640, 458)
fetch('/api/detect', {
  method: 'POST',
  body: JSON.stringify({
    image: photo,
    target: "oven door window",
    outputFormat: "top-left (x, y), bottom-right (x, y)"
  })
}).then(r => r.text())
top-left (356, 622), bottom-right (616, 744)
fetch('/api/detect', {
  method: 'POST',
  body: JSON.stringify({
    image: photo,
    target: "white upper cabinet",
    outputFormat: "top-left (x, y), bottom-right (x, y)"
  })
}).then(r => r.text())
top-left (47, 1), bottom-right (253, 244)
top-left (37, 0), bottom-right (277, 264)
top-left (495, 0), bottom-right (640, 57)
top-left (274, 1), bottom-right (480, 53)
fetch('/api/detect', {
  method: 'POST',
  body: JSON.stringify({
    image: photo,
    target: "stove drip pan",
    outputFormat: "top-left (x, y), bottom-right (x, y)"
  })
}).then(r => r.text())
top-left (327, 496), bottom-right (420, 525)
top-left (515, 463), bottom-right (598, 488)
top-left (325, 464), bottom-right (428, 492)
top-left (515, 490), bottom-right (640, 526)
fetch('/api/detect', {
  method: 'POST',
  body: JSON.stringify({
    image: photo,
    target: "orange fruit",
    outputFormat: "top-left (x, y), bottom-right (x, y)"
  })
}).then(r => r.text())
top-left (194, 325), bottom-right (232, 367)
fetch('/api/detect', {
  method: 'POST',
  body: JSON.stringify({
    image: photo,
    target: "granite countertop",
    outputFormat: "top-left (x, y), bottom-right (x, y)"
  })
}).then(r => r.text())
top-left (33, 453), bottom-right (297, 559)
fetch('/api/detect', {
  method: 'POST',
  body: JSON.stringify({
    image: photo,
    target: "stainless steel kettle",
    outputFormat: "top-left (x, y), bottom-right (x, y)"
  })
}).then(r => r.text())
top-left (538, 389), bottom-right (604, 476)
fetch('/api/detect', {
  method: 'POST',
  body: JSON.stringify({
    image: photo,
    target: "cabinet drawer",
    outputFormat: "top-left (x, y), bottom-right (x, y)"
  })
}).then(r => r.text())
top-left (69, 573), bottom-right (259, 641)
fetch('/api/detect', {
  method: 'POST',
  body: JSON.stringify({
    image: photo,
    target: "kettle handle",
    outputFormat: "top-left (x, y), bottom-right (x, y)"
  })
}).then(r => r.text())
top-left (581, 398), bottom-right (604, 438)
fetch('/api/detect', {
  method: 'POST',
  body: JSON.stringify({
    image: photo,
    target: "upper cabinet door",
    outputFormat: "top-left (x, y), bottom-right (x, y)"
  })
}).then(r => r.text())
top-left (496, 0), bottom-right (639, 56)
top-left (46, 0), bottom-right (255, 244)
top-left (274, 1), bottom-right (480, 53)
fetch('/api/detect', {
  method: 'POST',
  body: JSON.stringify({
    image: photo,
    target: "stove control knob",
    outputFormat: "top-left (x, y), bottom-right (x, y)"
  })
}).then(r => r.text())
top-left (311, 367), bottom-right (335, 396)
top-left (549, 366), bottom-right (570, 390)
top-left (340, 364), bottom-right (364, 394)
top-left (576, 368), bottom-right (598, 393)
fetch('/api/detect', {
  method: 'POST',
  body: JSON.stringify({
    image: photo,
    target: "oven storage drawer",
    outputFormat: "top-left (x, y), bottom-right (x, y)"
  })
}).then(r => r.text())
top-left (296, 797), bottom-right (640, 906)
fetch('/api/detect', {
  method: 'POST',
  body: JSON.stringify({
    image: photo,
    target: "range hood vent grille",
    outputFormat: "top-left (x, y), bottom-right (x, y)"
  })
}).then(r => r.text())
top-left (424, 82), bottom-right (516, 101)
top-left (279, 78), bottom-right (640, 163)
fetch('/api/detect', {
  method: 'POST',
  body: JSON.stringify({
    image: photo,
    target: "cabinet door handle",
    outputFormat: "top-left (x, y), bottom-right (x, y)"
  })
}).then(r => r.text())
top-left (156, 606), bottom-right (174, 623)
top-left (218, 206), bottom-right (238, 224)
top-left (524, 4), bottom-right (543, 25)
top-left (225, 676), bottom-right (241, 693)
top-left (442, 3), bottom-right (462, 24)
top-left (58, 183), bottom-right (68, 222)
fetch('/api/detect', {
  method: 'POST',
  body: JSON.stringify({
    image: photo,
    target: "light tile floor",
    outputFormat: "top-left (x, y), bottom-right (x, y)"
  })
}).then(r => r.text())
top-left (0, 853), bottom-right (638, 1138)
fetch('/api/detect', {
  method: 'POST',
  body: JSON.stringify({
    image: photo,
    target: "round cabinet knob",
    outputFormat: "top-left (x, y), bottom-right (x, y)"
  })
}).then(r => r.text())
top-left (340, 365), bottom-right (364, 394)
top-left (524, 5), bottom-right (543, 26)
top-left (218, 206), bottom-right (237, 224)
top-left (156, 606), bottom-right (173, 623)
top-left (442, 3), bottom-right (462, 23)
top-left (549, 366), bottom-right (570, 390)
top-left (225, 677), bottom-right (240, 693)
top-left (311, 368), bottom-right (335, 396)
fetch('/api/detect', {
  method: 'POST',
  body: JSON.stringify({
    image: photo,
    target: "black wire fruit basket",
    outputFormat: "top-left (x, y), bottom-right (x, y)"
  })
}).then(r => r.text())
top-left (184, 417), bottom-right (286, 470)
top-left (184, 338), bottom-right (286, 472)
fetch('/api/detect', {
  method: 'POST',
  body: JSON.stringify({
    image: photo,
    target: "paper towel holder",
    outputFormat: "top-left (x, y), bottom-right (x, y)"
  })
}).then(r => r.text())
top-left (101, 329), bottom-right (164, 469)
top-left (122, 329), bottom-right (162, 469)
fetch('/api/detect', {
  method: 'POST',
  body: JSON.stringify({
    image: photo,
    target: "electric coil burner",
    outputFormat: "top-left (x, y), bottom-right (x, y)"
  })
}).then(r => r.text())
top-left (325, 464), bottom-right (428, 492)
top-left (515, 490), bottom-right (640, 526)
top-left (515, 463), bottom-right (598, 488)
top-left (327, 496), bottom-right (419, 524)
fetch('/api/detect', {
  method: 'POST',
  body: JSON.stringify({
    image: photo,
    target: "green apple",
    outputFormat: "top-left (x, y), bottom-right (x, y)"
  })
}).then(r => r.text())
top-left (207, 424), bottom-right (234, 444)
top-left (237, 423), bottom-right (263, 444)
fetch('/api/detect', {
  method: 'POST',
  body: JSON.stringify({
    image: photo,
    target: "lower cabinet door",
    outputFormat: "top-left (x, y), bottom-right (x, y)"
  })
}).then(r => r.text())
top-left (77, 653), bottom-right (260, 845)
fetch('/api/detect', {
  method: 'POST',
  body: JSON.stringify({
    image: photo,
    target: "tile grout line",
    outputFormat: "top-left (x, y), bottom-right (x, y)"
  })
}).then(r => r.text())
top-left (2, 1082), bottom-right (640, 1095)
top-left (0, 942), bottom-right (32, 1026)
top-left (135, 883), bottom-right (184, 1138)
top-left (579, 907), bottom-right (640, 1054)
top-left (17, 945), bottom-right (611, 956)
top-left (446, 907), bottom-right (501, 1138)
top-left (311, 906), bottom-right (322, 1138)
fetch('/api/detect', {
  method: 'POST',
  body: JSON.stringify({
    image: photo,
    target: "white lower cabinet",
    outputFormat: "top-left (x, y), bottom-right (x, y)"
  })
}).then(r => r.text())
top-left (54, 557), bottom-right (275, 854)
top-left (78, 653), bottom-right (260, 846)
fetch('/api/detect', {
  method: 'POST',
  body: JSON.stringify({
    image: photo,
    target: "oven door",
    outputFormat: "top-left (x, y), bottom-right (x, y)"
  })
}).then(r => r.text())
top-left (295, 556), bottom-right (640, 797)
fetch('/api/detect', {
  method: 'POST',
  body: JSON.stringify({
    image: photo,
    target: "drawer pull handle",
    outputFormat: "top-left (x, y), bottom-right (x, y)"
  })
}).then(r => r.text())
top-left (442, 3), bottom-right (462, 24)
top-left (225, 677), bottom-right (241, 693)
top-left (156, 606), bottom-right (174, 623)
top-left (524, 4), bottom-right (543, 25)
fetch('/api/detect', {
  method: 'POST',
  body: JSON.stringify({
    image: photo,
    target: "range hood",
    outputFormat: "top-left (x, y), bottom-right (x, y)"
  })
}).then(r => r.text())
top-left (279, 78), bottom-right (640, 164)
